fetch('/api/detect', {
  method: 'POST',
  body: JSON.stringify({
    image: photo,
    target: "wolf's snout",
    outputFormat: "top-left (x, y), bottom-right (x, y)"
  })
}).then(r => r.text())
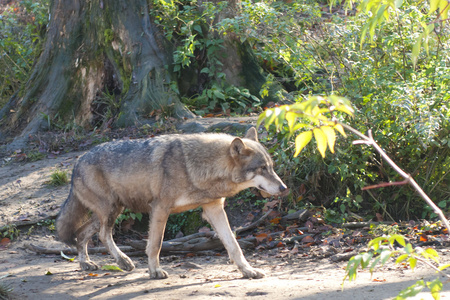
top-left (278, 184), bottom-right (289, 196)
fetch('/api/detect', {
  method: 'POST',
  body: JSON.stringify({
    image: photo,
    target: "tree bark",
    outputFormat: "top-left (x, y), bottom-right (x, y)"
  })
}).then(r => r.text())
top-left (2, 0), bottom-right (193, 150)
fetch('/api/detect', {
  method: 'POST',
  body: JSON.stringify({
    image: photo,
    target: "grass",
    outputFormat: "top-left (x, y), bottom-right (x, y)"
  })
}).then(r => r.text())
top-left (49, 169), bottom-right (69, 186)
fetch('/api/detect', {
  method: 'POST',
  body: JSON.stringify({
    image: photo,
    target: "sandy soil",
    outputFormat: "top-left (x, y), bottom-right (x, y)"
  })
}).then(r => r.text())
top-left (1, 150), bottom-right (449, 300)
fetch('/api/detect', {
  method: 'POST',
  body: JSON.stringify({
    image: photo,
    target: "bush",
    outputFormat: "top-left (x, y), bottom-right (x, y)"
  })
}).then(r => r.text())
top-left (0, 0), bottom-right (49, 106)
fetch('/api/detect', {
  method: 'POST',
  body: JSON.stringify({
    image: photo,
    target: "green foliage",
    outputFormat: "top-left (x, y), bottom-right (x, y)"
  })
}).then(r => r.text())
top-left (0, 0), bottom-right (49, 106)
top-left (92, 89), bottom-right (123, 126)
top-left (369, 223), bottom-right (400, 236)
top-left (166, 209), bottom-right (207, 239)
top-left (250, 0), bottom-right (450, 219)
top-left (49, 169), bottom-right (69, 186)
top-left (344, 234), bottom-right (447, 299)
top-left (0, 275), bottom-right (12, 300)
top-left (37, 219), bottom-right (55, 232)
top-left (151, 0), bottom-right (262, 114)
top-left (115, 209), bottom-right (143, 225)
top-left (1, 225), bottom-right (19, 241)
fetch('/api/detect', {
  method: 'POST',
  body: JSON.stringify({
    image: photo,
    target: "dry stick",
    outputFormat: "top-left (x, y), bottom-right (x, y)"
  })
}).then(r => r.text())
top-left (365, 189), bottom-right (396, 222)
top-left (341, 124), bottom-right (450, 235)
top-left (234, 209), bottom-right (274, 235)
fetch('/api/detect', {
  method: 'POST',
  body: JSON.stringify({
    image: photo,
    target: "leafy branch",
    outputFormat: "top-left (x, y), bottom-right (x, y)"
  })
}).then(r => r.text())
top-left (344, 234), bottom-right (448, 299)
top-left (258, 95), bottom-right (450, 234)
top-left (258, 95), bottom-right (450, 298)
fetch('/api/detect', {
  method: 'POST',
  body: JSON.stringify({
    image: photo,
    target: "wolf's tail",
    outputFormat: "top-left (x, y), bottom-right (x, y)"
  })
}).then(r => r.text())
top-left (56, 188), bottom-right (89, 246)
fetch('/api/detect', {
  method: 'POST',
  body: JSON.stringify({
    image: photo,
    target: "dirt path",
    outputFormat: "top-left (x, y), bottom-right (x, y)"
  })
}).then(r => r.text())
top-left (1, 148), bottom-right (449, 299)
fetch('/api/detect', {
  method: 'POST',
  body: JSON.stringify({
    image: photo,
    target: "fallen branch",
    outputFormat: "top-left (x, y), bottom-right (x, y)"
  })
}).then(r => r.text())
top-left (341, 221), bottom-right (396, 229)
top-left (25, 228), bottom-right (315, 256)
top-left (0, 214), bottom-right (58, 232)
top-left (330, 251), bottom-right (359, 262)
top-left (234, 209), bottom-right (274, 235)
top-left (25, 243), bottom-right (137, 255)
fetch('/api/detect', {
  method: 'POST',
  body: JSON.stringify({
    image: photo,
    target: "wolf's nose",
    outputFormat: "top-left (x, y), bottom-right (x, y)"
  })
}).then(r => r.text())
top-left (279, 185), bottom-right (287, 193)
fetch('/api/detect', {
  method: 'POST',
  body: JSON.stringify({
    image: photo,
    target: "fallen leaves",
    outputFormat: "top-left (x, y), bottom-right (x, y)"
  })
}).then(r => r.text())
top-left (0, 238), bottom-right (11, 250)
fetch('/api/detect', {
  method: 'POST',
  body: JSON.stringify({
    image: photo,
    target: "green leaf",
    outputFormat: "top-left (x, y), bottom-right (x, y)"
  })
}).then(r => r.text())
top-left (368, 236), bottom-right (387, 251)
top-left (334, 124), bottom-right (347, 138)
top-left (101, 265), bottom-right (124, 272)
top-left (404, 243), bottom-right (413, 254)
top-left (427, 279), bottom-right (443, 300)
top-left (395, 253), bottom-right (409, 264)
top-left (438, 200), bottom-right (447, 208)
top-left (409, 257), bottom-right (417, 270)
top-left (257, 110), bottom-right (269, 128)
top-left (321, 126), bottom-right (336, 153)
top-left (423, 248), bottom-right (440, 263)
top-left (369, 256), bottom-right (381, 273)
top-left (273, 107), bottom-right (286, 130)
top-left (361, 252), bottom-right (373, 269)
top-left (213, 90), bottom-right (226, 100)
top-left (395, 280), bottom-right (425, 299)
top-left (294, 131), bottom-right (313, 157)
top-left (424, 248), bottom-right (439, 258)
top-left (438, 263), bottom-right (450, 271)
top-left (430, 0), bottom-right (440, 14)
top-left (380, 249), bottom-right (393, 265)
top-left (439, 0), bottom-right (450, 19)
top-left (391, 234), bottom-right (406, 247)
top-left (313, 128), bottom-right (327, 158)
top-left (286, 111), bottom-right (298, 132)
top-left (193, 24), bottom-right (203, 34)
top-left (345, 254), bottom-right (363, 282)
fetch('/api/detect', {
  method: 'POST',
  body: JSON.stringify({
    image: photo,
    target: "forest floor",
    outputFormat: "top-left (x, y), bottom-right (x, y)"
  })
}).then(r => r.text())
top-left (0, 118), bottom-right (450, 299)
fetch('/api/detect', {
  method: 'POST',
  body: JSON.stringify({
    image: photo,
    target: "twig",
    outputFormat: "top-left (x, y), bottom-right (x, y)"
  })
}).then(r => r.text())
top-left (234, 209), bottom-right (274, 235)
top-left (341, 123), bottom-right (450, 235)
top-left (362, 180), bottom-right (409, 190)
top-left (0, 214), bottom-right (58, 232)
top-left (341, 221), bottom-right (396, 229)
top-left (365, 190), bottom-right (396, 222)
top-left (414, 255), bottom-right (450, 280)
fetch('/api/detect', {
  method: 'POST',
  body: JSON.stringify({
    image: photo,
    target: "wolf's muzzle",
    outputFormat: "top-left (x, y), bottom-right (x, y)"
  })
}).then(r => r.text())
top-left (278, 184), bottom-right (289, 196)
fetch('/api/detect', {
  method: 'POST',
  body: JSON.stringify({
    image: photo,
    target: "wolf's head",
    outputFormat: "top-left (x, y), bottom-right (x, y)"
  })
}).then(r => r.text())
top-left (230, 127), bottom-right (288, 196)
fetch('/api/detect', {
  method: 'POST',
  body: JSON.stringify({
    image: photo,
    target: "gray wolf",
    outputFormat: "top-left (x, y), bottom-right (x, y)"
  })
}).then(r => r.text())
top-left (56, 127), bottom-right (287, 279)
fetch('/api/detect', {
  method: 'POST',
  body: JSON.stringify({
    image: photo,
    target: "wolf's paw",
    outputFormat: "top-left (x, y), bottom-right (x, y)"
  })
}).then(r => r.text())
top-left (149, 267), bottom-right (169, 279)
top-left (242, 267), bottom-right (265, 279)
top-left (117, 256), bottom-right (135, 271)
top-left (80, 260), bottom-right (99, 271)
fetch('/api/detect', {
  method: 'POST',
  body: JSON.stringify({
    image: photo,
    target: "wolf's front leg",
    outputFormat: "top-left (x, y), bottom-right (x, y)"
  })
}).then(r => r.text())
top-left (202, 200), bottom-right (265, 279)
top-left (147, 206), bottom-right (170, 279)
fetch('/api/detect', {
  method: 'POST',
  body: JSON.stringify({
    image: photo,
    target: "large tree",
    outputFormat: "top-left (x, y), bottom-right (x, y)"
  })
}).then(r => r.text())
top-left (1, 0), bottom-right (267, 149)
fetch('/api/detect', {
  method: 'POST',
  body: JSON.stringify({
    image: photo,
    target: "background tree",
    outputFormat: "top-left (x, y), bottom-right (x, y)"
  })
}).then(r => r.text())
top-left (0, 0), bottom-right (267, 149)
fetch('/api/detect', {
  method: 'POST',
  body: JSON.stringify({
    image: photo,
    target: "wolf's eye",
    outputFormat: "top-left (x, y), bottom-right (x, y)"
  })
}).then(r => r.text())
top-left (261, 166), bottom-right (267, 171)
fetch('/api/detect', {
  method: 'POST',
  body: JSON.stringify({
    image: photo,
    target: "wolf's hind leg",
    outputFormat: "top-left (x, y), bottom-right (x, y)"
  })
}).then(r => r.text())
top-left (97, 204), bottom-right (135, 271)
top-left (76, 215), bottom-right (100, 271)
top-left (202, 199), bottom-right (265, 279)
top-left (146, 205), bottom-right (170, 279)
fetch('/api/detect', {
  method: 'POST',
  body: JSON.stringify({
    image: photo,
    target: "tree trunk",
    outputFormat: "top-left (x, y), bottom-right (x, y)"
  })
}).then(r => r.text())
top-left (1, 0), bottom-right (271, 150)
top-left (2, 0), bottom-right (193, 150)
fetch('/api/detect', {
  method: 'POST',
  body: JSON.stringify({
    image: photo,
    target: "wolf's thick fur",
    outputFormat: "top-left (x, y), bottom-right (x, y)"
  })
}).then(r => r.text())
top-left (56, 127), bottom-right (287, 279)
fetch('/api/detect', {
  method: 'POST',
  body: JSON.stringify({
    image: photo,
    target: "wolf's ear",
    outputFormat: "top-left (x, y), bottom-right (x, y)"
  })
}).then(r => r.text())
top-left (230, 138), bottom-right (246, 158)
top-left (244, 127), bottom-right (258, 141)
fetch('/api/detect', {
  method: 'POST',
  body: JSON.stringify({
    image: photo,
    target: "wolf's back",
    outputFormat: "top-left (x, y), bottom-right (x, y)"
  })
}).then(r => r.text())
top-left (56, 187), bottom-right (89, 246)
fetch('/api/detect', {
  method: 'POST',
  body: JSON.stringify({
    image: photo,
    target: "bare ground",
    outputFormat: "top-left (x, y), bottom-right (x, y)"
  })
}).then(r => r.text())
top-left (1, 147), bottom-right (449, 300)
